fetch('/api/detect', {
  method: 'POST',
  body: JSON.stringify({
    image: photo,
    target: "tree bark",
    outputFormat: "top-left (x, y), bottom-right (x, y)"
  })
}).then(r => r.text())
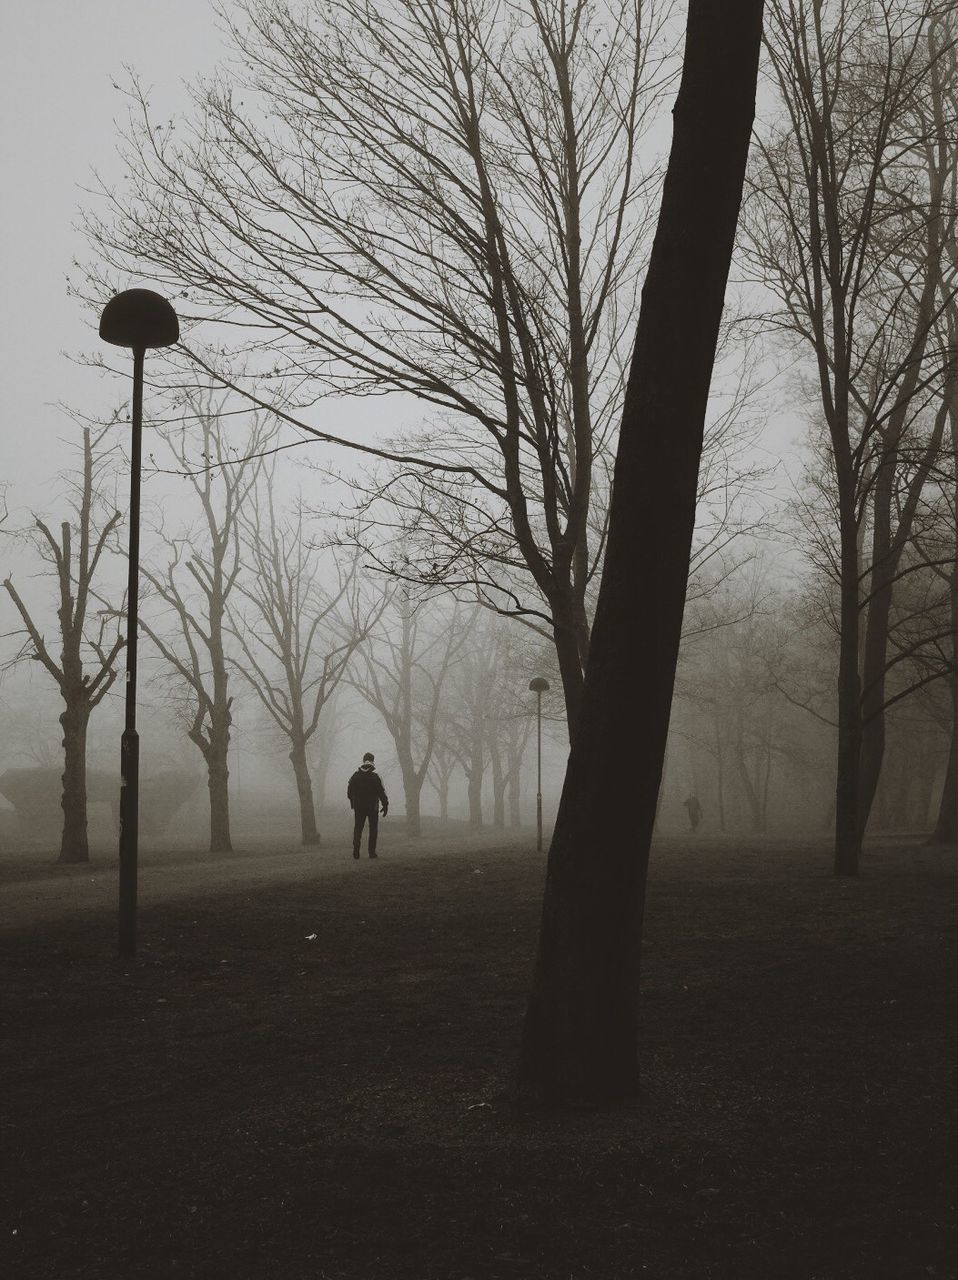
top-left (931, 659), bottom-right (958, 843)
top-left (404, 775), bottom-right (422, 836)
top-left (490, 739), bottom-right (506, 829)
top-left (58, 700), bottom-right (90, 864)
top-left (398, 756), bottom-right (423, 836)
top-left (517, 0), bottom-right (764, 1106)
top-left (551, 605), bottom-right (585, 736)
top-left (207, 749), bottom-right (232, 853)
top-left (205, 696), bottom-right (233, 854)
top-left (929, 374), bottom-right (958, 842)
top-left (290, 738), bottom-right (320, 846)
top-left (467, 759), bottom-right (483, 829)
top-left (834, 494), bottom-right (862, 876)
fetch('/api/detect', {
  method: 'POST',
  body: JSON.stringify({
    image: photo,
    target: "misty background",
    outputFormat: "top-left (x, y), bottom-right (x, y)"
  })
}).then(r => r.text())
top-left (1, 1), bottom-right (950, 856)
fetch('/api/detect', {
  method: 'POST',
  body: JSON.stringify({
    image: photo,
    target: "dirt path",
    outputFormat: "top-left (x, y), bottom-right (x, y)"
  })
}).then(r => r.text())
top-left (0, 829), bottom-right (530, 929)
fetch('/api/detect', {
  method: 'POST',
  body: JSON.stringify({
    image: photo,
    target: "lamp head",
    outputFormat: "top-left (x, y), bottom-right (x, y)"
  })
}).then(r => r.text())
top-left (528, 677), bottom-right (550, 694)
top-left (99, 288), bottom-right (179, 350)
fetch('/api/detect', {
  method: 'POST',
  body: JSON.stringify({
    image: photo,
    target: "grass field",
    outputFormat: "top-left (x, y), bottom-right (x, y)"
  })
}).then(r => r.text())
top-left (2, 827), bottom-right (957, 1279)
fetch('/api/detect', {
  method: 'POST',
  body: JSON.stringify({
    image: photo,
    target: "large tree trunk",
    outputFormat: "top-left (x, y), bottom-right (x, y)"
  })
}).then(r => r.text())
top-left (208, 745), bottom-right (232, 853)
top-left (206, 690), bottom-right (233, 854)
top-left (290, 737), bottom-right (320, 846)
top-left (58, 698), bottom-right (90, 864)
top-left (551, 603), bottom-right (585, 736)
top-left (517, 0), bottom-right (763, 1106)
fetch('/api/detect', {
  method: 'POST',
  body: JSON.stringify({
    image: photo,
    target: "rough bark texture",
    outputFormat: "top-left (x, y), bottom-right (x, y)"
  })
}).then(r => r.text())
top-left (290, 739), bottom-right (320, 846)
top-left (207, 745), bottom-right (232, 855)
top-left (58, 702), bottom-right (90, 864)
top-left (517, 0), bottom-right (764, 1106)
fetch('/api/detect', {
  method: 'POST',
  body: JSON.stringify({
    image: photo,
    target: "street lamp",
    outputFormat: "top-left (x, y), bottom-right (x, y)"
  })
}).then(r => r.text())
top-left (528, 677), bottom-right (550, 851)
top-left (100, 288), bottom-right (179, 957)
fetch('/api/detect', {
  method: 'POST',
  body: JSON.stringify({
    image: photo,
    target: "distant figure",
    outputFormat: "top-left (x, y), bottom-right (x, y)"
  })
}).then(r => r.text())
top-left (684, 793), bottom-right (702, 833)
top-left (347, 752), bottom-right (389, 859)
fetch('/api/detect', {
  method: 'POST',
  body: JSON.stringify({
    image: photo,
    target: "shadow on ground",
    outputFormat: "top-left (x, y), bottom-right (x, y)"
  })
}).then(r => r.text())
top-left (2, 834), bottom-right (956, 1278)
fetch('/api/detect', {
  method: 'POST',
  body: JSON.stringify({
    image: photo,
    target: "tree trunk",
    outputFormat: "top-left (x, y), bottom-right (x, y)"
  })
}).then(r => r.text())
top-left (551, 604), bottom-right (585, 737)
top-left (507, 765), bottom-right (521, 827)
top-left (931, 665), bottom-right (958, 842)
top-left (467, 766), bottom-right (483, 828)
top-left (517, 0), bottom-right (763, 1106)
top-left (734, 743), bottom-right (763, 833)
top-left (290, 738), bottom-right (320, 846)
top-left (58, 698), bottom-right (90, 864)
top-left (206, 725), bottom-right (233, 854)
top-left (834, 498), bottom-right (862, 876)
top-left (405, 779), bottom-right (422, 836)
top-left (911, 737), bottom-right (936, 833)
top-left (400, 758), bottom-right (423, 836)
top-left (314, 751), bottom-right (332, 814)
top-left (506, 721), bottom-right (528, 827)
top-left (490, 740), bottom-right (506, 828)
top-left (930, 396), bottom-right (958, 843)
top-left (208, 753), bottom-right (232, 852)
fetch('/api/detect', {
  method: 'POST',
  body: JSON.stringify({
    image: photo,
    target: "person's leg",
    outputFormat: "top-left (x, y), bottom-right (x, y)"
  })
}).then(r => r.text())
top-left (352, 809), bottom-right (365, 858)
top-left (368, 809), bottom-right (379, 857)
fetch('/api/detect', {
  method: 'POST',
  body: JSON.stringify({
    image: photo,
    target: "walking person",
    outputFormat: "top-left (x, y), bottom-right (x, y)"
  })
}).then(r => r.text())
top-left (684, 793), bottom-right (702, 833)
top-left (348, 752), bottom-right (389, 859)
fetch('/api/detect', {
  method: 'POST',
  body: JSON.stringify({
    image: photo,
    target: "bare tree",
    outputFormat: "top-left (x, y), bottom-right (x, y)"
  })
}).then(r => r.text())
top-left (426, 735), bottom-right (460, 825)
top-left (139, 398), bottom-right (268, 852)
top-left (82, 0), bottom-right (679, 732)
top-left (518, 0), bottom-right (763, 1105)
top-left (744, 0), bottom-right (958, 872)
top-left (3, 427), bottom-right (123, 863)
top-left (350, 591), bottom-right (467, 835)
top-left (230, 485), bottom-right (376, 845)
top-left (440, 610), bottom-right (505, 827)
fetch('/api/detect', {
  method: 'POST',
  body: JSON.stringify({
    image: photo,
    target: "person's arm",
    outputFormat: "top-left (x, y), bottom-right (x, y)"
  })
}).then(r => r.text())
top-left (347, 775), bottom-right (355, 809)
top-left (379, 778), bottom-right (389, 815)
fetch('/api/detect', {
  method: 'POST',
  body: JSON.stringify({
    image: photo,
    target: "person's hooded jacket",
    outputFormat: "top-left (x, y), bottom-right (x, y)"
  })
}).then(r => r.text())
top-left (347, 762), bottom-right (388, 814)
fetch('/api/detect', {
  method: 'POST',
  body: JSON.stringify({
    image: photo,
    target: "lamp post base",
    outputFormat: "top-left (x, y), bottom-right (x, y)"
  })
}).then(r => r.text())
top-left (118, 728), bottom-right (139, 957)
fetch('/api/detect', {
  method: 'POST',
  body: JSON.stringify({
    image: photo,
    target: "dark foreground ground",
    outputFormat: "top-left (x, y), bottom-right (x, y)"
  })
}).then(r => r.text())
top-left (2, 830), bottom-right (957, 1279)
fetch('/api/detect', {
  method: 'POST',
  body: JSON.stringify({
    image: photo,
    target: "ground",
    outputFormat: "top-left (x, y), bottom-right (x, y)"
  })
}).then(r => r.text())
top-left (2, 827), bottom-right (957, 1279)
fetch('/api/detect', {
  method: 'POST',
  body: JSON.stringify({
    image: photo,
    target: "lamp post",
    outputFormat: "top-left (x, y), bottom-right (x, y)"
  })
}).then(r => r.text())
top-left (99, 289), bottom-right (179, 958)
top-left (528, 677), bottom-right (549, 850)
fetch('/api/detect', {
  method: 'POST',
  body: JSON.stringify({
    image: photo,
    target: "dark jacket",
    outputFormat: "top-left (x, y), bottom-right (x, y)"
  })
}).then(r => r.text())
top-left (347, 763), bottom-right (388, 813)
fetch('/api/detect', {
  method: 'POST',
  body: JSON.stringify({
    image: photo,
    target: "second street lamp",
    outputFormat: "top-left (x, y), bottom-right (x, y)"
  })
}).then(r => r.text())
top-left (528, 676), bottom-right (549, 851)
top-left (99, 288), bottom-right (179, 958)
